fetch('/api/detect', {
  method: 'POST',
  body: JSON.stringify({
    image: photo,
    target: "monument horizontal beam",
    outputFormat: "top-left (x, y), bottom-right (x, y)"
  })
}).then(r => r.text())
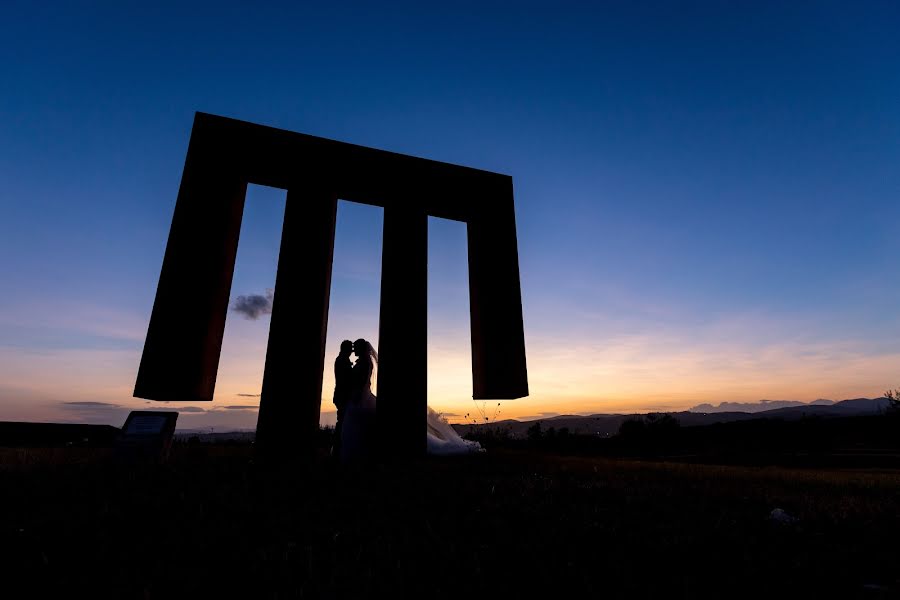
top-left (186, 112), bottom-right (511, 222)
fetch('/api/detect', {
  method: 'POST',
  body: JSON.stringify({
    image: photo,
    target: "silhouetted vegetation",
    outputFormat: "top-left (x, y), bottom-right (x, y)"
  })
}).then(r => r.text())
top-left (466, 424), bottom-right (511, 446)
top-left (617, 413), bottom-right (681, 446)
top-left (463, 413), bottom-right (900, 468)
top-left (1, 446), bottom-right (899, 598)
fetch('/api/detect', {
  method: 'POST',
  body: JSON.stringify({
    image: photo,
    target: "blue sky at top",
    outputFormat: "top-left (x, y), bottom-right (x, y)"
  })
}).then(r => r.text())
top-left (1, 1), bottom-right (898, 427)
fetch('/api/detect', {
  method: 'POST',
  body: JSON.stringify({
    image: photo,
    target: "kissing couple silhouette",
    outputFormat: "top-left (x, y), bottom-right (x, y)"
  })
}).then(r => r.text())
top-left (331, 339), bottom-right (482, 462)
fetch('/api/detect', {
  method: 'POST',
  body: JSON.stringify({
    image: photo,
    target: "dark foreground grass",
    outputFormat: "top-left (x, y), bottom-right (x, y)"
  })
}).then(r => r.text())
top-left (1, 447), bottom-right (899, 599)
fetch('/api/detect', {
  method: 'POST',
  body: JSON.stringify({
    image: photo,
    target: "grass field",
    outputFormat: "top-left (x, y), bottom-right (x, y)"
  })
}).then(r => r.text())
top-left (2, 446), bottom-right (898, 599)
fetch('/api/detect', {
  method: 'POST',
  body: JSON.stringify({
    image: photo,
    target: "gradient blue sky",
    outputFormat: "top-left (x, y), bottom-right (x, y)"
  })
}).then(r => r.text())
top-left (1, 1), bottom-right (899, 429)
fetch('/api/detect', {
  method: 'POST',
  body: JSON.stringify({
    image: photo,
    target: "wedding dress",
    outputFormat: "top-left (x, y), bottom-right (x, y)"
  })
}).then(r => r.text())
top-left (426, 406), bottom-right (483, 455)
top-left (340, 340), bottom-right (482, 460)
top-left (339, 347), bottom-right (377, 462)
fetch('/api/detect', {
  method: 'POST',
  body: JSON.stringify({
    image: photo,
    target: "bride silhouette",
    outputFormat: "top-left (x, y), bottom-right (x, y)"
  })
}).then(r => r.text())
top-left (339, 338), bottom-right (482, 462)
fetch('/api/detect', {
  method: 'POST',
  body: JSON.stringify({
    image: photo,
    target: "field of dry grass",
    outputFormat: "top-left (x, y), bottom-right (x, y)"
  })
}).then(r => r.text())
top-left (2, 446), bottom-right (898, 598)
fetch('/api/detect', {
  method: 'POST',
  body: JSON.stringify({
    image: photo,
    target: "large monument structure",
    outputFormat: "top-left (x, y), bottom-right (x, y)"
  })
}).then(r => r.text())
top-left (134, 112), bottom-right (528, 457)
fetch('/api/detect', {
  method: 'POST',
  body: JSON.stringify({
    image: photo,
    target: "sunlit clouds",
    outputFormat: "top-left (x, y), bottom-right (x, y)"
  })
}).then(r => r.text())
top-left (0, 295), bottom-right (897, 429)
top-left (421, 313), bottom-right (900, 422)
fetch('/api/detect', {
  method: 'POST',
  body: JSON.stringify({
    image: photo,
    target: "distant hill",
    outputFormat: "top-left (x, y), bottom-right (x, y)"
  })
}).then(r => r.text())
top-left (453, 397), bottom-right (892, 439)
top-left (689, 399), bottom-right (836, 413)
top-left (755, 397), bottom-right (890, 418)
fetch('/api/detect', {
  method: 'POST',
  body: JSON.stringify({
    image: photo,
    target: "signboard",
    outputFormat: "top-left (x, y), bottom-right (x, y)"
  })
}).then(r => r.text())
top-left (125, 415), bottom-right (168, 435)
top-left (116, 411), bottom-right (178, 462)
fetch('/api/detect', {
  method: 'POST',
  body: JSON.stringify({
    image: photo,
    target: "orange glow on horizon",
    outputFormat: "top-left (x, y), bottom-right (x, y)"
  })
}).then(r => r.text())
top-left (1, 315), bottom-right (897, 428)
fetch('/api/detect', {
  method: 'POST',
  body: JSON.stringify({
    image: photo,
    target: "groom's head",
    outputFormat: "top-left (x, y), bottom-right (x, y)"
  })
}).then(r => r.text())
top-left (339, 340), bottom-right (353, 357)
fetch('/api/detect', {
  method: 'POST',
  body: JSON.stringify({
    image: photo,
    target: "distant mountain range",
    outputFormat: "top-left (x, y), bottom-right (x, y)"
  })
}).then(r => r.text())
top-left (689, 399), bottom-right (837, 413)
top-left (453, 397), bottom-right (892, 439)
top-left (167, 397), bottom-right (893, 442)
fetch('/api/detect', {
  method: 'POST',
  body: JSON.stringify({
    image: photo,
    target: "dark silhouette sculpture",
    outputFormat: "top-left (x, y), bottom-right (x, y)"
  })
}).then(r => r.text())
top-left (134, 112), bottom-right (528, 458)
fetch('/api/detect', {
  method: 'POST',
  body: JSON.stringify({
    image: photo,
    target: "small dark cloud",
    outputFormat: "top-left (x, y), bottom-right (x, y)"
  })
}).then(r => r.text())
top-left (124, 407), bottom-right (187, 414)
top-left (440, 412), bottom-right (461, 417)
top-left (236, 393), bottom-right (261, 398)
top-left (232, 289), bottom-right (274, 320)
top-left (221, 405), bottom-right (259, 410)
top-left (176, 406), bottom-right (206, 413)
top-left (511, 412), bottom-right (560, 421)
top-left (515, 412), bottom-right (561, 421)
top-left (58, 401), bottom-right (131, 426)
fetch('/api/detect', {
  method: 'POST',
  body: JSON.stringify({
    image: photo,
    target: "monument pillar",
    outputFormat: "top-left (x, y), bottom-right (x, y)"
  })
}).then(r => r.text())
top-left (377, 206), bottom-right (428, 456)
top-left (255, 188), bottom-right (338, 458)
top-left (468, 181), bottom-right (529, 399)
top-left (134, 127), bottom-right (248, 402)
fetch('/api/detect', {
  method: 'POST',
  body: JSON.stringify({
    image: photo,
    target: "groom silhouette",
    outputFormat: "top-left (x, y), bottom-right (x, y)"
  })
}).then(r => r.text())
top-left (331, 340), bottom-right (354, 457)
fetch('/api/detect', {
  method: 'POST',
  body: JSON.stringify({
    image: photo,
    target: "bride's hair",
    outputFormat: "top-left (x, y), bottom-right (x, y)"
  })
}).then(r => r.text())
top-left (353, 339), bottom-right (378, 393)
top-left (353, 338), bottom-right (378, 386)
top-left (354, 338), bottom-right (377, 363)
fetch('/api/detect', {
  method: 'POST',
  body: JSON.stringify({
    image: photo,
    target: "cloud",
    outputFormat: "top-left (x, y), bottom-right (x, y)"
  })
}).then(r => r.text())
top-left (236, 393), bottom-right (261, 397)
top-left (517, 412), bottom-right (562, 421)
top-left (141, 408), bottom-right (190, 414)
top-left (57, 401), bottom-right (208, 424)
top-left (0, 302), bottom-right (147, 348)
top-left (57, 400), bottom-right (132, 426)
top-left (61, 401), bottom-right (208, 414)
top-left (221, 405), bottom-right (258, 410)
top-left (513, 311), bottom-right (900, 415)
top-left (232, 289), bottom-right (274, 320)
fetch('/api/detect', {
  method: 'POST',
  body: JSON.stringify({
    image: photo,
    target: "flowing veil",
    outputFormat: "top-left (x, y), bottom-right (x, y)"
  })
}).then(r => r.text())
top-left (425, 407), bottom-right (483, 455)
top-left (364, 340), bottom-right (377, 395)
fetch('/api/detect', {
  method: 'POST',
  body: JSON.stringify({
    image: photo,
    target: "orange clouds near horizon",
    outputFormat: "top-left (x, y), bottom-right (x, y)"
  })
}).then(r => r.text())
top-left (0, 301), bottom-right (896, 429)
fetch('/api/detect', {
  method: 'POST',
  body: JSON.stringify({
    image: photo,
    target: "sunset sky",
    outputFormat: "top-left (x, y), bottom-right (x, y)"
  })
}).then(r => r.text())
top-left (2, 2), bottom-right (899, 430)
